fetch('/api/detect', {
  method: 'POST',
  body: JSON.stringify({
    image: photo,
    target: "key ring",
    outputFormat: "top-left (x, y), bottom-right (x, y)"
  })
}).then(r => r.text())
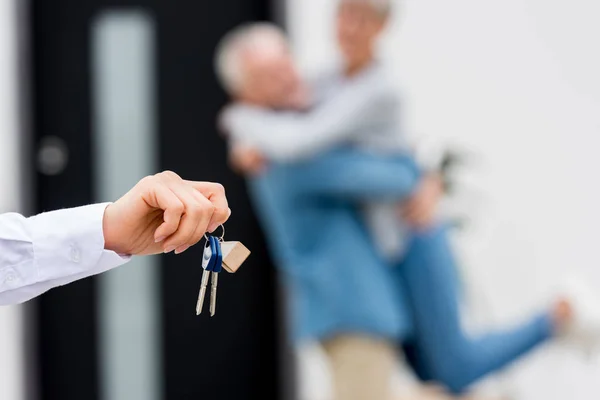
top-left (204, 224), bottom-right (225, 242)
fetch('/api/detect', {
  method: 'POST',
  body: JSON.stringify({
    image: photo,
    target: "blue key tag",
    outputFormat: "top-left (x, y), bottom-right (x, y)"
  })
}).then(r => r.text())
top-left (202, 237), bottom-right (217, 272)
top-left (209, 236), bottom-right (219, 272)
top-left (212, 237), bottom-right (223, 273)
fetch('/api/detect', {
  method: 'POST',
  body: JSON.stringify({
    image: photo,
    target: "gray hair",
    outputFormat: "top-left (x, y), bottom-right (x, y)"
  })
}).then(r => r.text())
top-left (214, 23), bottom-right (287, 95)
top-left (341, 0), bottom-right (392, 16)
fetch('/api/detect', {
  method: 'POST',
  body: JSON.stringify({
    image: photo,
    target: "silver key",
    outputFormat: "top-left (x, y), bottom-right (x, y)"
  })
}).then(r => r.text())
top-left (209, 272), bottom-right (219, 317)
top-left (197, 238), bottom-right (215, 315)
top-left (196, 270), bottom-right (211, 315)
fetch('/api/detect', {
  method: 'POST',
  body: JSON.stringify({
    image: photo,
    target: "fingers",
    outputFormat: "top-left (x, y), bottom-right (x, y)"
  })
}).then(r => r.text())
top-left (148, 182), bottom-right (185, 243)
top-left (163, 182), bottom-right (215, 254)
top-left (145, 171), bottom-right (231, 254)
top-left (246, 154), bottom-right (267, 176)
top-left (228, 146), bottom-right (267, 176)
top-left (185, 180), bottom-right (231, 232)
top-left (402, 196), bottom-right (436, 229)
top-left (401, 174), bottom-right (444, 229)
top-left (186, 189), bottom-right (218, 248)
top-left (403, 196), bottom-right (429, 223)
top-left (403, 207), bottom-right (433, 229)
top-left (228, 150), bottom-right (249, 175)
top-left (401, 195), bottom-right (428, 228)
top-left (241, 150), bottom-right (267, 176)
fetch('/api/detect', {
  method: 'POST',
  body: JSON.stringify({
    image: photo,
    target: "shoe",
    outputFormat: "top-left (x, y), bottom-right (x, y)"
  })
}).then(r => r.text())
top-left (557, 278), bottom-right (600, 356)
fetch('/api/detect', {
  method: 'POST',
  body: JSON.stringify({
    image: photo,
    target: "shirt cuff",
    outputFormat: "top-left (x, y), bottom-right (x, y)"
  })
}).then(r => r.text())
top-left (28, 203), bottom-right (130, 282)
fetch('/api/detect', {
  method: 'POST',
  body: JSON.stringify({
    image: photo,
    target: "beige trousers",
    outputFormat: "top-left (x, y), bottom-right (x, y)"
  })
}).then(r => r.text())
top-left (321, 335), bottom-right (484, 400)
top-left (322, 335), bottom-right (397, 400)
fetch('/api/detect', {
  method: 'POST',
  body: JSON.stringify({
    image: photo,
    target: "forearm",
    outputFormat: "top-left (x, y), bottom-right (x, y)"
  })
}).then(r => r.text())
top-left (0, 204), bottom-right (129, 305)
top-left (225, 81), bottom-right (399, 162)
top-left (0, 250), bottom-right (127, 305)
top-left (227, 114), bottom-right (337, 162)
top-left (289, 149), bottom-right (421, 201)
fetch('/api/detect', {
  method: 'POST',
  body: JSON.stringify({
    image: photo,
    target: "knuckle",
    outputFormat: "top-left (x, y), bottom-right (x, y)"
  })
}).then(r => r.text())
top-left (201, 194), bottom-right (214, 206)
top-left (171, 200), bottom-right (185, 214)
top-left (139, 175), bottom-right (155, 186)
top-left (159, 170), bottom-right (181, 181)
top-left (186, 201), bottom-right (205, 217)
top-left (220, 207), bottom-right (232, 219)
top-left (212, 182), bottom-right (226, 195)
top-left (205, 204), bottom-right (217, 216)
top-left (216, 206), bottom-right (230, 219)
top-left (196, 198), bottom-right (215, 215)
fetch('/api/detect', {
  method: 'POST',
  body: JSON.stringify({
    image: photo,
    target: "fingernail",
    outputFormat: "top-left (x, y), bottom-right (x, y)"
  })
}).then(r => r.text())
top-left (174, 245), bottom-right (190, 255)
top-left (164, 246), bottom-right (176, 254)
top-left (207, 224), bottom-right (218, 233)
top-left (155, 236), bottom-right (166, 243)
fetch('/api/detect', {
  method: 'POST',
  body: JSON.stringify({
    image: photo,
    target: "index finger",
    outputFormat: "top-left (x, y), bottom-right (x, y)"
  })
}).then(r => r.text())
top-left (142, 182), bottom-right (185, 242)
top-left (185, 181), bottom-right (231, 230)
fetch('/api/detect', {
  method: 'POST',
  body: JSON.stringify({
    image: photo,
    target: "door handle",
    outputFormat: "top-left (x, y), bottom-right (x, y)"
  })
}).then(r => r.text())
top-left (37, 136), bottom-right (69, 176)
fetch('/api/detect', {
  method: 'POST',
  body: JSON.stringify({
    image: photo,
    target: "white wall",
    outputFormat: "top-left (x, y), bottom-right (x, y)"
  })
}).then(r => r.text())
top-left (286, 0), bottom-right (600, 398)
top-left (0, 0), bottom-right (26, 399)
top-left (0, 1), bottom-right (21, 213)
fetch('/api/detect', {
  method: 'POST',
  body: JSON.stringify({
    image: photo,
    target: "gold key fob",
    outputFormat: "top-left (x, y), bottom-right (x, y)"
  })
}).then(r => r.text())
top-left (220, 241), bottom-right (251, 273)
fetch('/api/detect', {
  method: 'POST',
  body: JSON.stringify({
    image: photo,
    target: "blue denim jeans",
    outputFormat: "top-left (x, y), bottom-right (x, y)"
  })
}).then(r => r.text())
top-left (397, 224), bottom-right (553, 393)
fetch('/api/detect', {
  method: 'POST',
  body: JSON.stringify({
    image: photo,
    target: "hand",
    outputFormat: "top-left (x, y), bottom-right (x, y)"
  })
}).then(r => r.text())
top-left (283, 83), bottom-right (312, 110)
top-left (228, 144), bottom-right (267, 176)
top-left (102, 171), bottom-right (231, 256)
top-left (401, 173), bottom-right (444, 229)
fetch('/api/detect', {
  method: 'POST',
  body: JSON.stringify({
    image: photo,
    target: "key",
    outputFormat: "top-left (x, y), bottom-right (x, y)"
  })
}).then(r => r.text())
top-left (196, 270), bottom-right (210, 316)
top-left (209, 272), bottom-right (219, 317)
top-left (209, 237), bottom-right (223, 317)
top-left (196, 225), bottom-right (251, 318)
top-left (196, 236), bottom-right (217, 315)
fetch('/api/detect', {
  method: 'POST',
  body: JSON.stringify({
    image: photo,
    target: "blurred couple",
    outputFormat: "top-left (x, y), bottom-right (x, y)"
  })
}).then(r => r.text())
top-left (215, 0), bottom-right (600, 399)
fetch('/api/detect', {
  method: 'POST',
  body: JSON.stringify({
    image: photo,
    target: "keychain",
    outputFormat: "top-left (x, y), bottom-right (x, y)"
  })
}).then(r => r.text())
top-left (196, 225), bottom-right (251, 317)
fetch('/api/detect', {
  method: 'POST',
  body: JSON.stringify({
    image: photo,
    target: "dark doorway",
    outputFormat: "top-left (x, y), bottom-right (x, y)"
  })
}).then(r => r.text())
top-left (28, 1), bottom-right (282, 399)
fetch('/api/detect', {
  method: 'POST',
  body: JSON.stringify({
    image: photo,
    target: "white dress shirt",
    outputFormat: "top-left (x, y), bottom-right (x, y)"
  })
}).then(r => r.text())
top-left (0, 203), bottom-right (130, 305)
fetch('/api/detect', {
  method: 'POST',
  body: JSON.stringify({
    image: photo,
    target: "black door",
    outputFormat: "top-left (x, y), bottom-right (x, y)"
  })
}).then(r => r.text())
top-left (29, 1), bottom-right (282, 399)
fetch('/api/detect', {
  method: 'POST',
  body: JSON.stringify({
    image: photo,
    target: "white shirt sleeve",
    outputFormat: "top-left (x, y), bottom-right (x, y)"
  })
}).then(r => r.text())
top-left (0, 203), bottom-right (131, 305)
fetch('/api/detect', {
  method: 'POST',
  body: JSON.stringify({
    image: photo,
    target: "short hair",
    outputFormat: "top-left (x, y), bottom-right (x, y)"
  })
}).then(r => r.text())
top-left (214, 23), bottom-right (287, 95)
top-left (340, 0), bottom-right (392, 16)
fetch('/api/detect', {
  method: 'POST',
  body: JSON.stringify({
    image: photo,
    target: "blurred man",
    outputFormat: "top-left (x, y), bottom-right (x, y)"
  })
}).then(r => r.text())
top-left (217, 22), bottom-right (419, 400)
top-left (215, 1), bottom-right (600, 398)
top-left (0, 171), bottom-right (230, 305)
